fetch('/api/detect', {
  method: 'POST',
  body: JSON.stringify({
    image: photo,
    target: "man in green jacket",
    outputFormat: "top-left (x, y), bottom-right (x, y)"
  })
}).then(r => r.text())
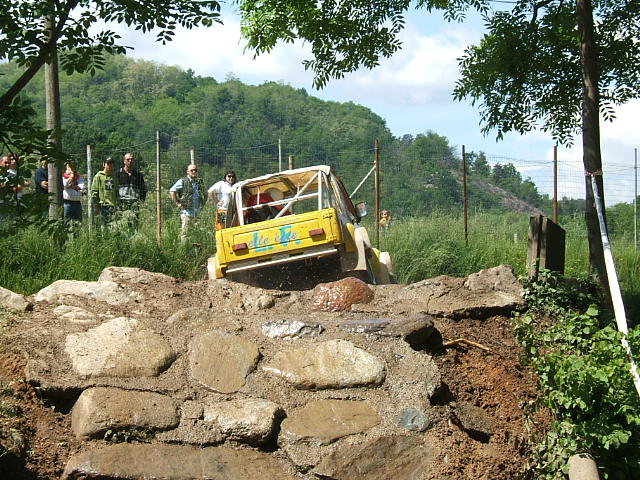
top-left (91, 157), bottom-right (119, 223)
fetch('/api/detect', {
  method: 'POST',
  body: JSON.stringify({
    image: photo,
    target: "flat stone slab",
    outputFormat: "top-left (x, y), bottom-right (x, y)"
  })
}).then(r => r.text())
top-left (61, 443), bottom-right (298, 479)
top-left (98, 266), bottom-right (177, 284)
top-left (0, 286), bottom-right (30, 312)
top-left (339, 313), bottom-right (435, 349)
top-left (314, 435), bottom-right (436, 479)
top-left (54, 305), bottom-right (100, 324)
top-left (35, 280), bottom-right (142, 305)
top-left (262, 339), bottom-right (386, 390)
top-left (190, 330), bottom-right (259, 393)
top-left (400, 265), bottom-right (524, 318)
top-left (280, 399), bottom-right (380, 446)
top-left (261, 319), bottom-right (324, 338)
top-left (71, 387), bottom-right (180, 439)
top-left (65, 317), bottom-right (175, 378)
top-left (203, 398), bottom-right (282, 444)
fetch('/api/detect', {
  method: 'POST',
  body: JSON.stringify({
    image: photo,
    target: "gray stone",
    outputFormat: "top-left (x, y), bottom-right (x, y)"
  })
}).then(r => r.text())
top-left (400, 265), bottom-right (524, 318)
top-left (314, 435), bottom-right (435, 480)
top-left (568, 454), bottom-right (601, 480)
top-left (202, 398), bottom-right (282, 445)
top-left (398, 407), bottom-right (432, 432)
top-left (190, 330), bottom-right (259, 393)
top-left (339, 313), bottom-right (435, 349)
top-left (64, 317), bottom-right (175, 378)
top-left (262, 339), bottom-right (386, 390)
top-left (453, 402), bottom-right (494, 442)
top-left (61, 443), bottom-right (298, 479)
top-left (98, 266), bottom-right (177, 284)
top-left (280, 399), bottom-right (380, 446)
top-left (0, 286), bottom-right (30, 312)
top-left (53, 305), bottom-right (99, 324)
top-left (261, 319), bottom-right (324, 339)
top-left (71, 387), bottom-right (180, 439)
top-left (35, 280), bottom-right (142, 305)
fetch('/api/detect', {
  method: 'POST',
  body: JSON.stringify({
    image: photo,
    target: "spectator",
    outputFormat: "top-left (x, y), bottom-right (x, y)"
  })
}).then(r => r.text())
top-left (5, 153), bottom-right (29, 199)
top-left (91, 157), bottom-right (119, 224)
top-left (62, 161), bottom-right (84, 232)
top-left (208, 170), bottom-right (236, 230)
top-left (116, 152), bottom-right (146, 229)
top-left (379, 209), bottom-right (392, 230)
top-left (35, 157), bottom-right (49, 194)
top-left (170, 164), bottom-right (207, 243)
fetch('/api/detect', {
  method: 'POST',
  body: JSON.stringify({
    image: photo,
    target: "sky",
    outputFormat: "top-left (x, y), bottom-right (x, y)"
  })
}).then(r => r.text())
top-left (110, 8), bottom-right (639, 204)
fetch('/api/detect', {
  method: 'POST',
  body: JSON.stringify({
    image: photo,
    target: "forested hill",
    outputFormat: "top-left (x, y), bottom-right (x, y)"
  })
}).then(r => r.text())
top-left (0, 54), bottom-right (550, 217)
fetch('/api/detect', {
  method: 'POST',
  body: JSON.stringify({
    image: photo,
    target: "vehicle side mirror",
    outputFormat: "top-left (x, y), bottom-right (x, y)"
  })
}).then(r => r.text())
top-left (355, 201), bottom-right (368, 217)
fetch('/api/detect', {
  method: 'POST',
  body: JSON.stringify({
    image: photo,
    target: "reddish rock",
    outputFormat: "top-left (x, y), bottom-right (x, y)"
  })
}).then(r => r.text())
top-left (311, 277), bottom-right (374, 312)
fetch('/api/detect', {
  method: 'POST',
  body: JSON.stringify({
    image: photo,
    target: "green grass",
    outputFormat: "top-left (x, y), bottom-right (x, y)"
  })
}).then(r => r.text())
top-left (1, 209), bottom-right (638, 312)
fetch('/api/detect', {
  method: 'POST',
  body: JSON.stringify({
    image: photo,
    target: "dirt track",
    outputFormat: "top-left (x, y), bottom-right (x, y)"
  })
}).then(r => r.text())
top-left (0, 267), bottom-right (547, 479)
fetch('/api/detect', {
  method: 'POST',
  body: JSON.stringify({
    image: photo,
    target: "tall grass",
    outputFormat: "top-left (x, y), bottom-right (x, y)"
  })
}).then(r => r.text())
top-left (1, 209), bottom-right (638, 310)
top-left (0, 207), bottom-right (216, 295)
top-left (377, 210), bottom-right (637, 298)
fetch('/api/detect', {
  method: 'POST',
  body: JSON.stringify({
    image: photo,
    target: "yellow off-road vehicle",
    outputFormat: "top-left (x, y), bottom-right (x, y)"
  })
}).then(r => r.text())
top-left (207, 165), bottom-right (394, 287)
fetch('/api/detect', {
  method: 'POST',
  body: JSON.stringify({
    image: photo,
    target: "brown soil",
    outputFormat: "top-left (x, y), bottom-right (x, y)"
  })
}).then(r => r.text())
top-left (0, 278), bottom-right (547, 479)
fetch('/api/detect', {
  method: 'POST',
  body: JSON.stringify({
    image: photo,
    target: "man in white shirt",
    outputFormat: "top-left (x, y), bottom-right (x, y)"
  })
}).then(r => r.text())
top-left (208, 170), bottom-right (236, 229)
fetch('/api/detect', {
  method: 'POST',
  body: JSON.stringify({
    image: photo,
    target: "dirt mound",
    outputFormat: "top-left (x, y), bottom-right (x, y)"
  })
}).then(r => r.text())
top-left (0, 266), bottom-right (546, 479)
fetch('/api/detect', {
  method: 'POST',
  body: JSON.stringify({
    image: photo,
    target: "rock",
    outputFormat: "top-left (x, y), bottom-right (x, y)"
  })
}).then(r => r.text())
top-left (399, 265), bottom-right (524, 319)
top-left (568, 454), bottom-right (601, 480)
top-left (0, 286), bottom-right (31, 312)
top-left (203, 398), bottom-right (282, 445)
top-left (311, 277), bottom-right (374, 312)
top-left (71, 387), bottom-right (180, 439)
top-left (61, 443), bottom-right (298, 479)
top-left (261, 319), bottom-right (324, 339)
top-left (53, 305), bottom-right (99, 324)
top-left (397, 407), bottom-right (432, 432)
top-left (339, 313), bottom-right (435, 349)
top-left (280, 399), bottom-right (380, 446)
top-left (35, 280), bottom-right (142, 305)
top-left (189, 330), bottom-right (259, 393)
top-left (263, 339), bottom-right (386, 390)
top-left (165, 307), bottom-right (241, 331)
top-left (98, 266), bottom-right (177, 284)
top-left (64, 317), bottom-right (175, 378)
top-left (452, 402), bottom-right (494, 442)
top-left (314, 435), bottom-right (436, 479)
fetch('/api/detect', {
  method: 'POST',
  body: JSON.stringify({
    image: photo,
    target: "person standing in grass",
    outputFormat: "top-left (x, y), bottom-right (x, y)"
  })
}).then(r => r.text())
top-left (379, 209), bottom-right (392, 230)
top-left (170, 164), bottom-right (206, 243)
top-left (62, 161), bottom-right (84, 235)
top-left (91, 157), bottom-right (119, 225)
top-left (208, 170), bottom-right (236, 229)
top-left (116, 152), bottom-right (146, 229)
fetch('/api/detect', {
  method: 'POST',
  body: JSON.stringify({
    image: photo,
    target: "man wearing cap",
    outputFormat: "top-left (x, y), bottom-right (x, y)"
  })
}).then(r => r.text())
top-left (116, 152), bottom-right (146, 229)
top-left (91, 157), bottom-right (119, 224)
top-left (170, 164), bottom-right (207, 243)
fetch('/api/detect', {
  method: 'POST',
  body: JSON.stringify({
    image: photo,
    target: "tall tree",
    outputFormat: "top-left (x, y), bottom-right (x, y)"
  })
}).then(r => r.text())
top-left (239, 0), bottom-right (640, 287)
top-left (0, 0), bottom-right (221, 225)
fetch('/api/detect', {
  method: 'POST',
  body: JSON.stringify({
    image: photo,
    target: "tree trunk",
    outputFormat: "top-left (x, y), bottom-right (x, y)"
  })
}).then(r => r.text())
top-left (44, 17), bottom-right (63, 221)
top-left (576, 0), bottom-right (608, 292)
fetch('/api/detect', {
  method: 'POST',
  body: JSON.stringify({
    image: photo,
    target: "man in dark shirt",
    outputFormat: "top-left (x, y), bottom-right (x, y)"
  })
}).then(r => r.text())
top-left (115, 152), bottom-right (146, 228)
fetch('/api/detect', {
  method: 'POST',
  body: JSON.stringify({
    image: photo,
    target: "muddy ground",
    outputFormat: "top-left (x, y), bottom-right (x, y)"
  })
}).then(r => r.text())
top-left (0, 272), bottom-right (548, 479)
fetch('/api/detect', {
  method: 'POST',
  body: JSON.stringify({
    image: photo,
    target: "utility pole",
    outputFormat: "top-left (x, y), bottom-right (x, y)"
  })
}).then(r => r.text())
top-left (44, 17), bottom-right (63, 221)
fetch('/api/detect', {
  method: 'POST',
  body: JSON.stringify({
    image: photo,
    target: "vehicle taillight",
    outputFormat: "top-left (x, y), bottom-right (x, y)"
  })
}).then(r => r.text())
top-left (232, 242), bottom-right (248, 251)
top-left (309, 228), bottom-right (325, 236)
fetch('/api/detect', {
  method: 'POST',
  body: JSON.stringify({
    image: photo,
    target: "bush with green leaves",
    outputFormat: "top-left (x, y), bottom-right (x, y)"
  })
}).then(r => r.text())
top-left (514, 271), bottom-right (640, 479)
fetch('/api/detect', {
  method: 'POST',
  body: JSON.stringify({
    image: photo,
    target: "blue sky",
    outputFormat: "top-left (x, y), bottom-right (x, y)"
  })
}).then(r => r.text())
top-left (110, 8), bottom-right (639, 204)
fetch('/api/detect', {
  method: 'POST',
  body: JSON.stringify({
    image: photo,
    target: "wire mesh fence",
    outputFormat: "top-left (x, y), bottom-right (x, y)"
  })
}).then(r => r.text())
top-left (57, 133), bottom-right (638, 243)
